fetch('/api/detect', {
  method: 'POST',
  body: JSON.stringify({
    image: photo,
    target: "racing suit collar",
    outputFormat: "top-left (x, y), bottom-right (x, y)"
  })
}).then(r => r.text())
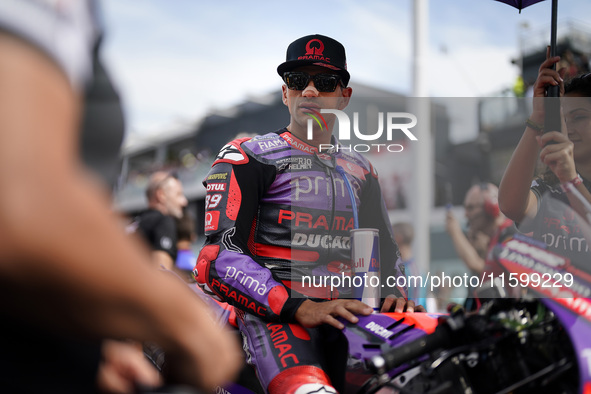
top-left (279, 129), bottom-right (340, 156)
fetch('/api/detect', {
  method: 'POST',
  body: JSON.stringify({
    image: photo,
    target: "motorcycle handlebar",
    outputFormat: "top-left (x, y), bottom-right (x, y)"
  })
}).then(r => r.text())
top-left (367, 323), bottom-right (453, 374)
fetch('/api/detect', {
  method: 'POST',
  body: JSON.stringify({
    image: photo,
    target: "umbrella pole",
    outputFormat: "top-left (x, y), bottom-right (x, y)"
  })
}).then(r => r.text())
top-left (546, 0), bottom-right (559, 98)
top-left (545, 0), bottom-right (561, 133)
top-left (550, 0), bottom-right (558, 60)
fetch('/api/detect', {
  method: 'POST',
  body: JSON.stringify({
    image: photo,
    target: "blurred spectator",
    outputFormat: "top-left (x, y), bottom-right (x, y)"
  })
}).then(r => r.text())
top-left (129, 172), bottom-right (188, 269)
top-left (175, 211), bottom-right (198, 282)
top-left (558, 49), bottom-right (583, 79)
top-left (432, 271), bottom-right (454, 313)
top-left (392, 222), bottom-right (436, 311)
top-left (499, 49), bottom-right (591, 265)
top-left (555, 49), bottom-right (590, 80)
top-left (445, 183), bottom-right (514, 309)
top-left (392, 223), bottom-right (419, 295)
top-left (392, 223), bottom-right (413, 265)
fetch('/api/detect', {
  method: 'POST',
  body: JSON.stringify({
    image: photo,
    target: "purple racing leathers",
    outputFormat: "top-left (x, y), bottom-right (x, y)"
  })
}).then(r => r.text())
top-left (194, 129), bottom-right (406, 391)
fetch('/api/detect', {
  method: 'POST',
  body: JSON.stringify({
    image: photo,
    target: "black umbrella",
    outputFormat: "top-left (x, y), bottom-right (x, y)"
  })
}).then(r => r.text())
top-left (494, 0), bottom-right (546, 12)
top-left (495, 0), bottom-right (560, 131)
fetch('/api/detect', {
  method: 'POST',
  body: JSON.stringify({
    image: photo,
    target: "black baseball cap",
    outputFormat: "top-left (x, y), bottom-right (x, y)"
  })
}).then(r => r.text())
top-left (277, 34), bottom-right (350, 86)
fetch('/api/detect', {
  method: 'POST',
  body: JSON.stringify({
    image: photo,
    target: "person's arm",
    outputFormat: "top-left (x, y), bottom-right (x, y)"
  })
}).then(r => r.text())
top-left (96, 340), bottom-right (162, 393)
top-left (445, 211), bottom-right (486, 274)
top-left (358, 166), bottom-right (405, 295)
top-left (499, 48), bottom-right (568, 222)
top-left (497, 133), bottom-right (541, 223)
top-left (196, 143), bottom-right (306, 322)
top-left (0, 33), bottom-right (240, 391)
top-left (357, 163), bottom-right (425, 313)
top-left (537, 130), bottom-right (591, 218)
top-left (153, 250), bottom-right (175, 270)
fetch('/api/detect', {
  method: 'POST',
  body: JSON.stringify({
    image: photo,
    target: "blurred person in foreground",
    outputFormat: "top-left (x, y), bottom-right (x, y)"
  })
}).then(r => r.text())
top-left (499, 48), bottom-right (591, 263)
top-left (445, 183), bottom-right (514, 309)
top-left (0, 1), bottom-right (240, 392)
top-left (129, 171), bottom-right (188, 270)
top-left (195, 34), bottom-right (423, 394)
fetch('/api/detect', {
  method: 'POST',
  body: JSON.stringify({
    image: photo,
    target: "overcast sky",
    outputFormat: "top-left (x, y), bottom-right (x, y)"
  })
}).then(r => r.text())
top-left (99, 0), bottom-right (591, 143)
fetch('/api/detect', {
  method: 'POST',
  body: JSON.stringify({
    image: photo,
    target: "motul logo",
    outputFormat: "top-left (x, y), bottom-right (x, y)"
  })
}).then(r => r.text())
top-left (207, 183), bottom-right (226, 192)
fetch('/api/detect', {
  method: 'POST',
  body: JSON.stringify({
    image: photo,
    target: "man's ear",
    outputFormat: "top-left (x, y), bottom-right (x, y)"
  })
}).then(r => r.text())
top-left (155, 187), bottom-right (166, 204)
top-left (281, 84), bottom-right (288, 106)
top-left (338, 86), bottom-right (353, 110)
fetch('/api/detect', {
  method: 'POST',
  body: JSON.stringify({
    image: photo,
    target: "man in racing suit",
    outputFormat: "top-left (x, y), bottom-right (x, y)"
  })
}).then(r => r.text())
top-left (195, 34), bottom-right (423, 394)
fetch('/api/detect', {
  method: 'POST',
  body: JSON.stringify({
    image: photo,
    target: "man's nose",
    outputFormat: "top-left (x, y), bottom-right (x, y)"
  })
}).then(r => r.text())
top-left (301, 80), bottom-right (319, 97)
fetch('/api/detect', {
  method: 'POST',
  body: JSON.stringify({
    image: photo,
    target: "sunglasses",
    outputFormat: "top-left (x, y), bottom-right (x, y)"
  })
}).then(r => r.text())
top-left (283, 71), bottom-right (344, 92)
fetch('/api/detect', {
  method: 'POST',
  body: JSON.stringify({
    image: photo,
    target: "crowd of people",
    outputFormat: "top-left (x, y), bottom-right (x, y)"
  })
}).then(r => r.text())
top-left (2, 0), bottom-right (591, 392)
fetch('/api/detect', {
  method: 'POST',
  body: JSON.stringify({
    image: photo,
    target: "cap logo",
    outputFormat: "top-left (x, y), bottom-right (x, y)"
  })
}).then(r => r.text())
top-left (305, 39), bottom-right (325, 56)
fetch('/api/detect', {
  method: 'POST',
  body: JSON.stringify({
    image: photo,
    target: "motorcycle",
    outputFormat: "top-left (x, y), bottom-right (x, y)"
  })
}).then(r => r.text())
top-left (147, 192), bottom-right (591, 394)
top-left (359, 191), bottom-right (591, 394)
